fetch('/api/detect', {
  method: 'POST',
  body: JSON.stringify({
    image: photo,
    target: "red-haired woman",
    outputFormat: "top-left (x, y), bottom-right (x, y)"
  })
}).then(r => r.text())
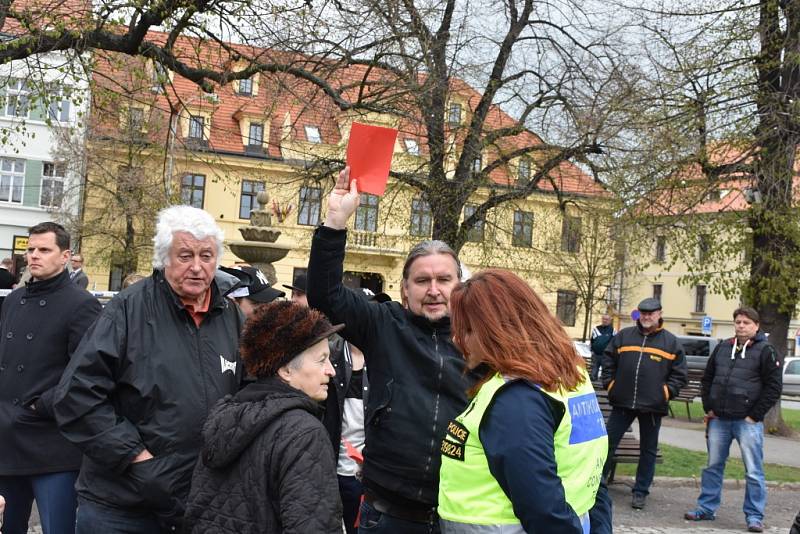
top-left (438, 269), bottom-right (611, 533)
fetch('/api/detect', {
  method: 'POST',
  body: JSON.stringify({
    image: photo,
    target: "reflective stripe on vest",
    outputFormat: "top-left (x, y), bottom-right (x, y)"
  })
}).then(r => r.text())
top-left (437, 370), bottom-right (607, 529)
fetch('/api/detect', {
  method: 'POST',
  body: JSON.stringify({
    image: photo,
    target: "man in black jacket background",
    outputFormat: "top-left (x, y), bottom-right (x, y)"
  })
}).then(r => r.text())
top-left (684, 306), bottom-right (782, 533)
top-left (0, 222), bottom-right (101, 534)
top-left (308, 167), bottom-right (475, 534)
top-left (54, 206), bottom-right (244, 534)
top-left (601, 297), bottom-right (687, 510)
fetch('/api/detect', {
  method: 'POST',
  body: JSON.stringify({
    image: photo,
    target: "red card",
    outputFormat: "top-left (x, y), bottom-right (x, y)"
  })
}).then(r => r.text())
top-left (346, 122), bottom-right (398, 196)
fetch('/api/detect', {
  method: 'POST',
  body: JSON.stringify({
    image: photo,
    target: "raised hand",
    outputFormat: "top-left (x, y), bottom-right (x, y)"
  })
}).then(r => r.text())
top-left (324, 166), bottom-right (360, 230)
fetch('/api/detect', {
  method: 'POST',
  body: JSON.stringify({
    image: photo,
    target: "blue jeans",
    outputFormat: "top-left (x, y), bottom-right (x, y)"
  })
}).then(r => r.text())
top-left (695, 417), bottom-right (766, 523)
top-left (603, 407), bottom-right (662, 496)
top-left (0, 471), bottom-right (78, 534)
top-left (358, 500), bottom-right (440, 534)
top-left (75, 498), bottom-right (163, 534)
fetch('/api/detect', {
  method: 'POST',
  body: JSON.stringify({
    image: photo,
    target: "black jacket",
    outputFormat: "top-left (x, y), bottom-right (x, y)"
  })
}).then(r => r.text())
top-left (308, 225), bottom-right (476, 508)
top-left (590, 324), bottom-right (615, 357)
top-left (323, 336), bottom-right (369, 456)
top-left (701, 332), bottom-right (782, 421)
top-left (53, 269), bottom-right (244, 527)
top-left (183, 378), bottom-right (342, 534)
top-left (0, 270), bottom-right (101, 475)
top-left (601, 322), bottom-right (688, 414)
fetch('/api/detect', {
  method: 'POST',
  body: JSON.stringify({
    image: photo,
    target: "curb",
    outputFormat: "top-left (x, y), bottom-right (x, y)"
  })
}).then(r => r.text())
top-left (611, 476), bottom-right (800, 490)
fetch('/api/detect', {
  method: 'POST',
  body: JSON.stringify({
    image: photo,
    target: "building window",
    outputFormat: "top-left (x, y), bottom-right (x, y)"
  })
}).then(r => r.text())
top-left (355, 193), bottom-right (379, 232)
top-left (652, 283), bottom-right (663, 302)
top-left (410, 197), bottom-right (432, 237)
top-left (404, 138), bottom-right (420, 156)
top-left (151, 62), bottom-right (168, 92)
top-left (447, 102), bottom-right (462, 125)
top-left (561, 216), bottom-right (581, 253)
top-left (127, 107), bottom-right (145, 134)
top-left (240, 180), bottom-right (265, 219)
top-left (518, 157), bottom-right (532, 183)
top-left (238, 77), bottom-right (253, 96)
top-left (248, 122), bottom-right (264, 146)
top-left (471, 155), bottom-right (482, 175)
top-left (695, 284), bottom-right (707, 313)
top-left (181, 174), bottom-right (205, 208)
top-left (188, 115), bottom-right (205, 140)
top-left (3, 79), bottom-right (29, 118)
top-left (41, 162), bottom-right (65, 208)
top-left (0, 158), bottom-right (24, 203)
top-left (698, 235), bottom-right (711, 263)
top-left (556, 290), bottom-right (577, 326)
top-left (655, 236), bottom-right (666, 263)
top-left (304, 125), bottom-right (322, 144)
top-left (512, 210), bottom-right (533, 247)
top-left (298, 186), bottom-right (322, 226)
top-left (464, 204), bottom-right (484, 242)
top-left (47, 85), bottom-right (71, 122)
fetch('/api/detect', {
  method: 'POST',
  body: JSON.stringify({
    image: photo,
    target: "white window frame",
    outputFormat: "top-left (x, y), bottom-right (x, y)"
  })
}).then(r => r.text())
top-left (304, 125), bottom-right (322, 144)
top-left (0, 158), bottom-right (25, 204)
top-left (4, 79), bottom-right (29, 118)
top-left (404, 138), bottom-right (420, 156)
top-left (40, 161), bottom-right (65, 207)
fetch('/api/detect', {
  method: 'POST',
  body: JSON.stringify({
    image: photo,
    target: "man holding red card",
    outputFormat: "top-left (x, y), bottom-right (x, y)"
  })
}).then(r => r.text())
top-left (307, 167), bottom-right (476, 534)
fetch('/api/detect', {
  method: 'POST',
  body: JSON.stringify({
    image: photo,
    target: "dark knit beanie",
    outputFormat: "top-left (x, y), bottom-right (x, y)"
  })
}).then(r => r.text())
top-left (240, 300), bottom-right (344, 378)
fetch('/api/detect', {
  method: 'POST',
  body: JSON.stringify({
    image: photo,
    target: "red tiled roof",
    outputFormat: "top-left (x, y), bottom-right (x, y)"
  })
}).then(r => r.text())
top-left (88, 31), bottom-right (605, 197)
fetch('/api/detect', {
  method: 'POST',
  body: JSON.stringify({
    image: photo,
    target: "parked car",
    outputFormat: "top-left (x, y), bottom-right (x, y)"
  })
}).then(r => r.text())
top-left (574, 341), bottom-right (592, 364)
top-left (784, 357), bottom-right (800, 396)
top-left (677, 335), bottom-right (721, 372)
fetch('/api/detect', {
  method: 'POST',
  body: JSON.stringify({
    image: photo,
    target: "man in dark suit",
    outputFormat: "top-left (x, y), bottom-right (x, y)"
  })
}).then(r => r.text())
top-left (69, 253), bottom-right (89, 289)
top-left (0, 258), bottom-right (15, 289)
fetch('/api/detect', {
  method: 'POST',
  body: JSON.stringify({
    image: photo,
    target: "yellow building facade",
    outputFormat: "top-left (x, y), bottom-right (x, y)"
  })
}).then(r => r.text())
top-left (79, 50), bottom-right (615, 340)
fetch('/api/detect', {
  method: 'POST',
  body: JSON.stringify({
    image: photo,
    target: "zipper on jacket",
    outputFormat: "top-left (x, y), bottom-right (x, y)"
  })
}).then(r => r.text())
top-left (420, 329), bottom-right (444, 502)
top-left (633, 336), bottom-right (646, 409)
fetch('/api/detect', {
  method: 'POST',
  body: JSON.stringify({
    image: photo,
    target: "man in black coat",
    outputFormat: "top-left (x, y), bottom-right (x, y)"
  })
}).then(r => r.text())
top-left (684, 306), bottom-right (782, 532)
top-left (0, 257), bottom-right (15, 289)
top-left (54, 206), bottom-right (245, 534)
top-left (601, 297), bottom-right (687, 510)
top-left (308, 167), bottom-right (476, 534)
top-left (0, 222), bottom-right (101, 534)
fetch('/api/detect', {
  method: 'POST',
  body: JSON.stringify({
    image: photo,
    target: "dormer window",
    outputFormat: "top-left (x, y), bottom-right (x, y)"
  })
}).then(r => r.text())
top-left (151, 62), bottom-right (169, 93)
top-left (471, 155), bottom-right (482, 175)
top-left (447, 103), bottom-right (462, 125)
top-left (404, 138), bottom-right (420, 156)
top-left (188, 115), bottom-right (205, 140)
top-left (248, 123), bottom-right (264, 146)
top-left (518, 157), bottom-right (531, 183)
top-left (238, 77), bottom-right (253, 96)
top-left (304, 125), bottom-right (322, 144)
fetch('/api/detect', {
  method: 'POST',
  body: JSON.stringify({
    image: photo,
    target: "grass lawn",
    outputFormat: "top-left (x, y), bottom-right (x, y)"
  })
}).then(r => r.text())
top-left (669, 401), bottom-right (800, 434)
top-left (616, 444), bottom-right (800, 482)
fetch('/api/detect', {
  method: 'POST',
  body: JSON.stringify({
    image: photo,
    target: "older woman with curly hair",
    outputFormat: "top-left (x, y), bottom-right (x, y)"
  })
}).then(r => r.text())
top-left (184, 301), bottom-right (344, 534)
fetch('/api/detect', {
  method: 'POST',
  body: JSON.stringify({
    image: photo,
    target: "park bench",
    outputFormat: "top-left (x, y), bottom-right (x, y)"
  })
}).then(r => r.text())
top-left (594, 386), bottom-right (663, 484)
top-left (668, 367), bottom-right (705, 420)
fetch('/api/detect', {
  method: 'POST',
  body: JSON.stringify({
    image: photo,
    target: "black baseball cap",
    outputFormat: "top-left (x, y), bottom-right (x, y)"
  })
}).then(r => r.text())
top-left (283, 273), bottom-right (307, 294)
top-left (226, 266), bottom-right (285, 304)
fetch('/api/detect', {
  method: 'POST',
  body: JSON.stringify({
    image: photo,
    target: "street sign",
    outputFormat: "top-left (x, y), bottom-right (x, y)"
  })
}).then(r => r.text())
top-left (701, 315), bottom-right (713, 335)
top-left (631, 309), bottom-right (640, 322)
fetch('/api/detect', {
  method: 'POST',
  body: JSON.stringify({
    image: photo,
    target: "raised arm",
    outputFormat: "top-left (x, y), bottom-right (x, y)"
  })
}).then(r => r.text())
top-left (307, 167), bottom-right (390, 354)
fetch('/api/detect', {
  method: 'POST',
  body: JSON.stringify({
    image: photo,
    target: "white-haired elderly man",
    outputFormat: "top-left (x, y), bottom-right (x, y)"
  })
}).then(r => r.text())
top-left (54, 206), bottom-right (245, 534)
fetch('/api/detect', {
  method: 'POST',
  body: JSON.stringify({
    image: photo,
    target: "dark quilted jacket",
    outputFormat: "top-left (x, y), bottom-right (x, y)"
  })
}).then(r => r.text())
top-left (183, 377), bottom-right (342, 534)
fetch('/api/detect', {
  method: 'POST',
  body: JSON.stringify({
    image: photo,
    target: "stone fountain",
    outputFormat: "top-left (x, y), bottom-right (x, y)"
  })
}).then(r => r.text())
top-left (228, 190), bottom-right (293, 285)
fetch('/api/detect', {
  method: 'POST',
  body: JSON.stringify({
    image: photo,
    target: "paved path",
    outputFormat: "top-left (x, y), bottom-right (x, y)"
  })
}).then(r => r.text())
top-left (610, 476), bottom-right (799, 533)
